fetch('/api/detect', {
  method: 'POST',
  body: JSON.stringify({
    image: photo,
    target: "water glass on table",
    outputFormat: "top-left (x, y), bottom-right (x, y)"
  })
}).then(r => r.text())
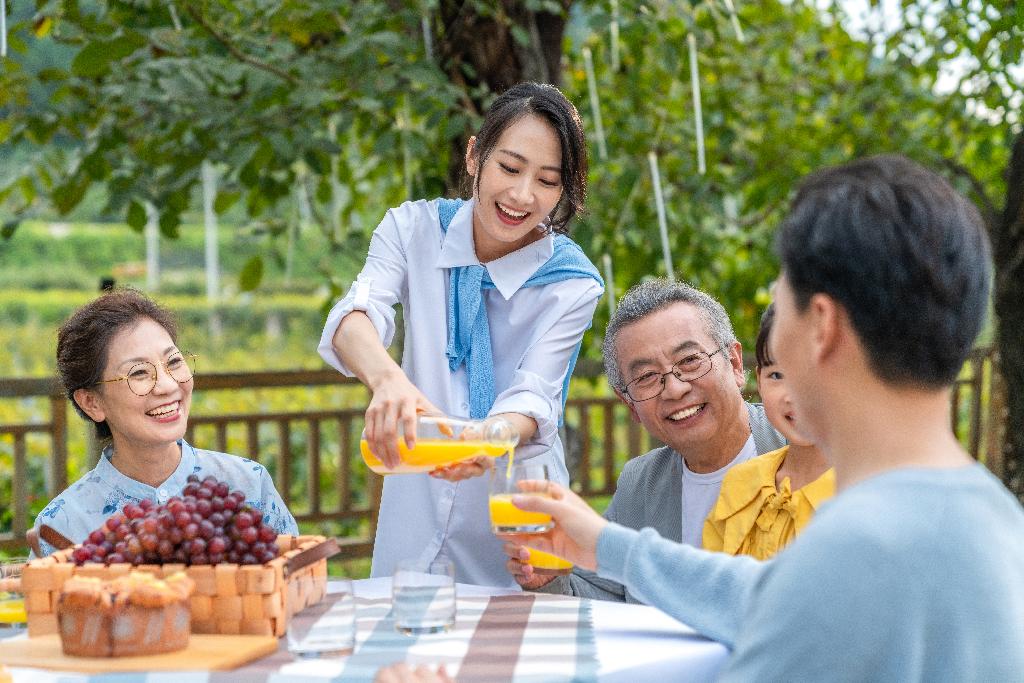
top-left (489, 462), bottom-right (554, 534)
top-left (393, 559), bottom-right (456, 635)
top-left (0, 559), bottom-right (27, 636)
top-left (286, 577), bottom-right (356, 658)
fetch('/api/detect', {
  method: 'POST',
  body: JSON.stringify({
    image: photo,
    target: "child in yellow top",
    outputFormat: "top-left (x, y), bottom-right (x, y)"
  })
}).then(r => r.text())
top-left (702, 303), bottom-right (835, 560)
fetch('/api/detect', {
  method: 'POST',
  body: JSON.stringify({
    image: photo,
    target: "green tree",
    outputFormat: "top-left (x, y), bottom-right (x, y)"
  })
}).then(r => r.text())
top-left (1, 0), bottom-right (1020, 496)
top-left (557, 0), bottom-right (1021, 497)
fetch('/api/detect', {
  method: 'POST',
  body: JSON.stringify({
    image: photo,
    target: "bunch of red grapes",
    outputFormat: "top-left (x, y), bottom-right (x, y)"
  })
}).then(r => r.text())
top-left (72, 474), bottom-right (279, 566)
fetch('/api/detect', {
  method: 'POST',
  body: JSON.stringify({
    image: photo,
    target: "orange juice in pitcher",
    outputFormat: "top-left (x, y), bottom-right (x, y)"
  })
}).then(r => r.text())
top-left (360, 415), bottom-right (517, 474)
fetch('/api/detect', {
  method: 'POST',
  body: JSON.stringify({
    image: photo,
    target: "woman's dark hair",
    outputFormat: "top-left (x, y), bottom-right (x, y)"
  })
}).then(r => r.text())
top-left (754, 303), bottom-right (776, 371)
top-left (467, 82), bottom-right (588, 234)
top-left (57, 288), bottom-right (179, 440)
top-left (776, 154), bottom-right (991, 388)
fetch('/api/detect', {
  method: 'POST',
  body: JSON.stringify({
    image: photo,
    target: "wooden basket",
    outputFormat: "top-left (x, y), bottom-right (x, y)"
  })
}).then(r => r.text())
top-left (22, 534), bottom-right (339, 638)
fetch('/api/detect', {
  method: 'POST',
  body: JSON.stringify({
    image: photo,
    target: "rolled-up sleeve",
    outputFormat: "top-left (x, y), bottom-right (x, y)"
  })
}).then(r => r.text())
top-left (489, 281), bottom-right (602, 457)
top-left (317, 210), bottom-right (409, 375)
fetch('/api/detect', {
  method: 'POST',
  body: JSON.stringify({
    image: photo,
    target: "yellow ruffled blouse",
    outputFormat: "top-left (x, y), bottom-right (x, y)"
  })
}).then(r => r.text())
top-left (702, 446), bottom-right (835, 560)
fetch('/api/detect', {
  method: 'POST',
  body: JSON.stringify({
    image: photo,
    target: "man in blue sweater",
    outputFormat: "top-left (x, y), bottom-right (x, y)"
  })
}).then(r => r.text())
top-left (510, 155), bottom-right (1024, 680)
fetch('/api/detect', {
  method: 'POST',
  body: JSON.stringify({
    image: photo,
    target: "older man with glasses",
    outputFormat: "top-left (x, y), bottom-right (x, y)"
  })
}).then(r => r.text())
top-left (504, 278), bottom-right (784, 602)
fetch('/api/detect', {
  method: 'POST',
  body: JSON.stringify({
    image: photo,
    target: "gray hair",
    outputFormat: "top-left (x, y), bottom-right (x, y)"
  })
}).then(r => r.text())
top-left (602, 278), bottom-right (738, 391)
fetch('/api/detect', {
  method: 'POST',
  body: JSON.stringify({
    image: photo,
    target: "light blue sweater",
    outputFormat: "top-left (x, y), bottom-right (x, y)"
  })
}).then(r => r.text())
top-left (598, 463), bottom-right (1024, 681)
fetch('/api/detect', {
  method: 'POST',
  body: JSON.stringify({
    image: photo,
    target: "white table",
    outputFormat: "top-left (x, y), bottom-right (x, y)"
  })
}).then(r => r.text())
top-left (356, 577), bottom-right (728, 681)
top-left (3, 577), bottom-right (728, 682)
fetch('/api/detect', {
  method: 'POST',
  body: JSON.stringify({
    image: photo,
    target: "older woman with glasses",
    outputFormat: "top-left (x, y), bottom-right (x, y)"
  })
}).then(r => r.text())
top-left (31, 288), bottom-right (298, 557)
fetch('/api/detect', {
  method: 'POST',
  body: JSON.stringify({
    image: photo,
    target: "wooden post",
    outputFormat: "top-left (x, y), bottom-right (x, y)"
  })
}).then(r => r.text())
top-left (308, 418), bottom-right (321, 516)
top-left (277, 420), bottom-right (291, 506)
top-left (603, 402), bottom-right (615, 493)
top-left (338, 417), bottom-right (352, 514)
top-left (14, 432), bottom-right (27, 536)
top-left (50, 395), bottom-right (68, 494)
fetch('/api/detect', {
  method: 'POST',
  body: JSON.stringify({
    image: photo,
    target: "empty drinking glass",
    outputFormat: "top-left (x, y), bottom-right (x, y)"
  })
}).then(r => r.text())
top-left (393, 560), bottom-right (456, 635)
top-left (286, 577), bottom-right (356, 658)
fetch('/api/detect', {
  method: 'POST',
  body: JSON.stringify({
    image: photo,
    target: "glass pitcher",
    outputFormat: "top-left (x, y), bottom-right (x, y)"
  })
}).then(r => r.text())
top-left (360, 415), bottom-right (518, 474)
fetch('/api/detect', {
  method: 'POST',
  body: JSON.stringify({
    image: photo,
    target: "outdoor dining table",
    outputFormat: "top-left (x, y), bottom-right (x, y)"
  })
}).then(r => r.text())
top-left (2, 576), bottom-right (728, 682)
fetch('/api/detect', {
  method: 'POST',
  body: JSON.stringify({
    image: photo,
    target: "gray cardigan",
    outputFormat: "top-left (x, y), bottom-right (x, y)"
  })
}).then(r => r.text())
top-left (537, 401), bottom-right (784, 603)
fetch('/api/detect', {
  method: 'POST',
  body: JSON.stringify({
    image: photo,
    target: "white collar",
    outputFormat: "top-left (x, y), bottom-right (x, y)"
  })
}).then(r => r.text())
top-left (435, 199), bottom-right (554, 300)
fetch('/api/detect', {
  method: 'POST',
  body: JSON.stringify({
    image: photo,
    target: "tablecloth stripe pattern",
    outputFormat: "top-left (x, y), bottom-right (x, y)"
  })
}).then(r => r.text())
top-left (8, 594), bottom-right (598, 683)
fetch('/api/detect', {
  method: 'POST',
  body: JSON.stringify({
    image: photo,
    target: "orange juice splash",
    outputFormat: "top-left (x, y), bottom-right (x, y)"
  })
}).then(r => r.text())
top-left (360, 439), bottom-right (508, 474)
top-left (489, 494), bottom-right (553, 530)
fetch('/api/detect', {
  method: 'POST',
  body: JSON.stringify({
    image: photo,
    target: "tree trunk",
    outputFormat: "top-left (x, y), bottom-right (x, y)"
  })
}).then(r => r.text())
top-left (435, 0), bottom-right (573, 193)
top-left (993, 131), bottom-right (1024, 503)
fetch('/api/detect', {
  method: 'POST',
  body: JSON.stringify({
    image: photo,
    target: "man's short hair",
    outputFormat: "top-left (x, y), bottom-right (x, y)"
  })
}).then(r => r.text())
top-left (602, 279), bottom-right (737, 391)
top-left (776, 154), bottom-right (991, 388)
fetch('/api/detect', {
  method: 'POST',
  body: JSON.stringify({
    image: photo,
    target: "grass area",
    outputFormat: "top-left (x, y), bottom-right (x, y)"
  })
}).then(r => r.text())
top-left (0, 219), bottom-right (364, 295)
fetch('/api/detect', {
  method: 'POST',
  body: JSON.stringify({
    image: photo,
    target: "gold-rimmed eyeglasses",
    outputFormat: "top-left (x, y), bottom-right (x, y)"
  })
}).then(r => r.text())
top-left (95, 352), bottom-right (198, 397)
top-left (624, 348), bottom-right (723, 402)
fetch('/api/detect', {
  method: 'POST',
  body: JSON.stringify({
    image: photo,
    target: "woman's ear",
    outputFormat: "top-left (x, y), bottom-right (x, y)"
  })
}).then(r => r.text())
top-left (73, 387), bottom-right (106, 425)
top-left (464, 136), bottom-right (478, 177)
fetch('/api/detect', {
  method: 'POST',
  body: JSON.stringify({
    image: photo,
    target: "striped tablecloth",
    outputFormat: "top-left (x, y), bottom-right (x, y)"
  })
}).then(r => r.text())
top-left (6, 586), bottom-right (598, 682)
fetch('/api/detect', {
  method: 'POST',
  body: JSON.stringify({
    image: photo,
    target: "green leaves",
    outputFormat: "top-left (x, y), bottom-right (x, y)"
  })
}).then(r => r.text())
top-left (71, 32), bottom-right (146, 78)
top-left (214, 190), bottom-right (242, 214)
top-left (126, 200), bottom-right (147, 232)
top-left (238, 255), bottom-right (264, 292)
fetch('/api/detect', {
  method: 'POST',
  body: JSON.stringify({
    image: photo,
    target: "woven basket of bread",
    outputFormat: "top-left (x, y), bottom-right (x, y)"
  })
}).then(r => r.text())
top-left (23, 534), bottom-right (338, 637)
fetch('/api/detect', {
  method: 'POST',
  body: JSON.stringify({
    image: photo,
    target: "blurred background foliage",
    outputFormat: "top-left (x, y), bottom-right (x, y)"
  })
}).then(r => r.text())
top-left (1, 0), bottom-right (1022, 496)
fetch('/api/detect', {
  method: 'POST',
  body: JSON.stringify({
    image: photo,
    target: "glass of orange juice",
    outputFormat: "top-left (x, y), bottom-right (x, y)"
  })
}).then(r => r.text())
top-left (361, 415), bottom-right (516, 475)
top-left (0, 558), bottom-right (27, 634)
top-left (525, 547), bottom-right (573, 575)
top-left (489, 463), bottom-right (554, 534)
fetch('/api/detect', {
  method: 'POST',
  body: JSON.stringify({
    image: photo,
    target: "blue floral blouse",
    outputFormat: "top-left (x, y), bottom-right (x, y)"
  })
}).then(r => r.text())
top-left (33, 439), bottom-right (299, 557)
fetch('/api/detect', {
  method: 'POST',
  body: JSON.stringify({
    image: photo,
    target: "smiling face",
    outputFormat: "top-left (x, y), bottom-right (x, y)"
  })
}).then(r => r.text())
top-left (613, 302), bottom-right (750, 471)
top-left (465, 113), bottom-right (563, 262)
top-left (756, 360), bottom-right (813, 447)
top-left (74, 317), bottom-right (192, 456)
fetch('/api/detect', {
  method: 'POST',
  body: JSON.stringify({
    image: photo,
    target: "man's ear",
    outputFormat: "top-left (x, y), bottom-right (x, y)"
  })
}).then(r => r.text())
top-left (73, 388), bottom-right (106, 425)
top-left (726, 341), bottom-right (746, 389)
top-left (464, 136), bottom-right (478, 178)
top-left (614, 388), bottom-right (642, 424)
top-left (808, 293), bottom-right (844, 366)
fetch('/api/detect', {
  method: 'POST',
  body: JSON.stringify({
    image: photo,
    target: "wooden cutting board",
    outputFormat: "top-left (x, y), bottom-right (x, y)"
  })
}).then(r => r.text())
top-left (0, 633), bottom-right (279, 672)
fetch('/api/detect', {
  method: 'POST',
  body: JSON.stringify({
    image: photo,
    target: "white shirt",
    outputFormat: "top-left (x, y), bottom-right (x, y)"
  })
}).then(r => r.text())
top-left (680, 434), bottom-right (758, 547)
top-left (318, 199), bottom-right (603, 587)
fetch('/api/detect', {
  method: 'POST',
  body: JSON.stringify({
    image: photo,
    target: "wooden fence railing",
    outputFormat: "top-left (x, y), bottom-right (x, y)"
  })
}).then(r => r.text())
top-left (0, 347), bottom-right (1004, 553)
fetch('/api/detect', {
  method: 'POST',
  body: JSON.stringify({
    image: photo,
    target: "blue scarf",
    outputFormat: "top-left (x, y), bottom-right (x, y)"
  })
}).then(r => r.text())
top-left (438, 198), bottom-right (604, 420)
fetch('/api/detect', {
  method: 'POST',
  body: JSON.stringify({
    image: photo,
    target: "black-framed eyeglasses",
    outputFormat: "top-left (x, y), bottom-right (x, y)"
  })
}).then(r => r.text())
top-left (624, 348), bottom-right (723, 402)
top-left (95, 352), bottom-right (198, 397)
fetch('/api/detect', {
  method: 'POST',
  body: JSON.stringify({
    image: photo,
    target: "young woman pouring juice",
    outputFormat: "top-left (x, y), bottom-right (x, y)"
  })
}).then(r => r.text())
top-left (319, 83), bottom-right (603, 587)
